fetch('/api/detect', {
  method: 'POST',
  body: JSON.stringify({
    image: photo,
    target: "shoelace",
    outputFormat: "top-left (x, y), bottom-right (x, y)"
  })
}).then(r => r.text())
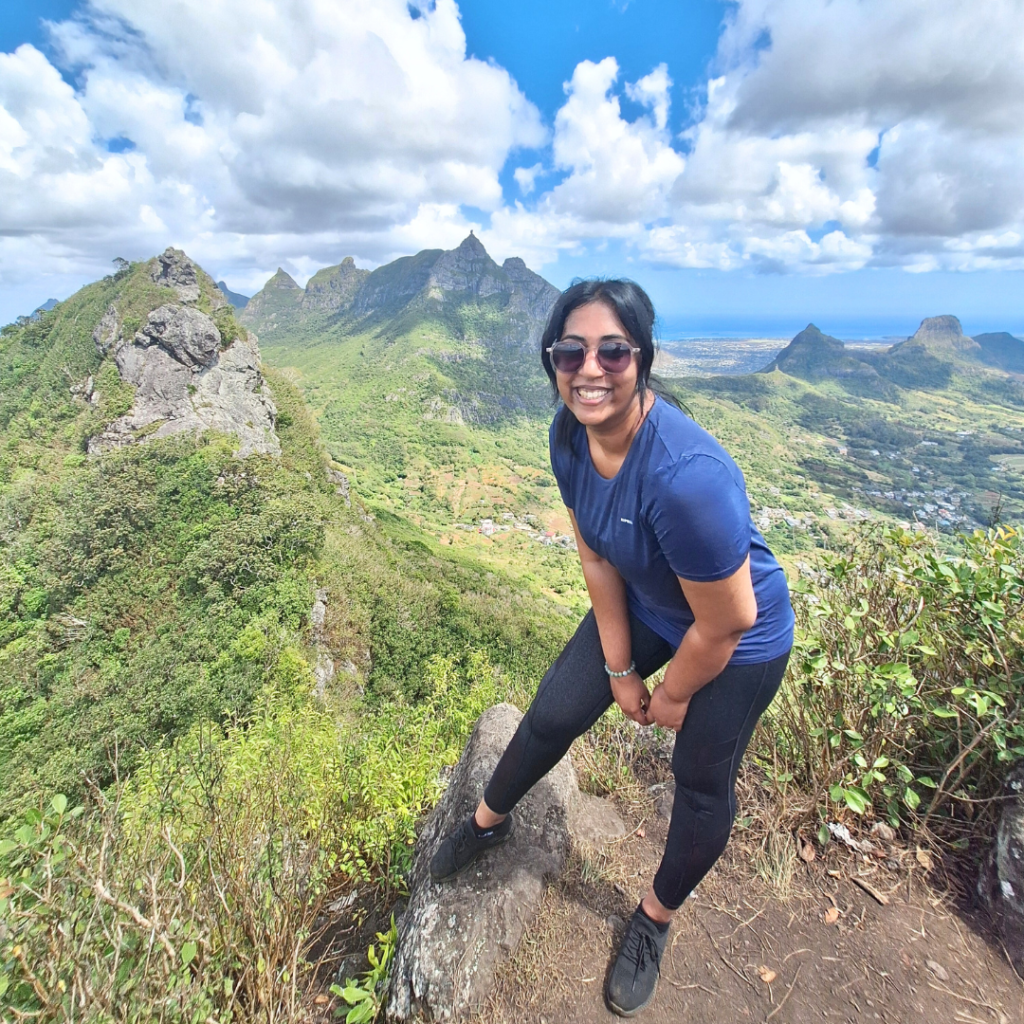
top-left (626, 927), bottom-right (661, 988)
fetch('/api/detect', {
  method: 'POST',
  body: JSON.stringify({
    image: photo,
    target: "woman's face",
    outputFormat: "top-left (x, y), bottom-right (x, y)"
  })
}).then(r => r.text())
top-left (555, 300), bottom-right (641, 432)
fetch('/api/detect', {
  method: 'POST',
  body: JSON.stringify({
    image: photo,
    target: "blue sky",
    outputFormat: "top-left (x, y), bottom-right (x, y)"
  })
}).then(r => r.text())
top-left (2, 0), bottom-right (1023, 335)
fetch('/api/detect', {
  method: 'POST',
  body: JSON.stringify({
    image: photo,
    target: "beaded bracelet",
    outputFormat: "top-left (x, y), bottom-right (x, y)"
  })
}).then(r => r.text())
top-left (604, 660), bottom-right (636, 678)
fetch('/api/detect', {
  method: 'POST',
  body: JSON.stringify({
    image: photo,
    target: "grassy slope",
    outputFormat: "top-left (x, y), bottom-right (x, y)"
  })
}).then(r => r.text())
top-left (0, 267), bottom-right (579, 823)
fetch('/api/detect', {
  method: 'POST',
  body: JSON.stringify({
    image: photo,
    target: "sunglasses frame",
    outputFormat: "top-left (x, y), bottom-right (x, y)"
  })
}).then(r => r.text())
top-left (545, 339), bottom-right (642, 374)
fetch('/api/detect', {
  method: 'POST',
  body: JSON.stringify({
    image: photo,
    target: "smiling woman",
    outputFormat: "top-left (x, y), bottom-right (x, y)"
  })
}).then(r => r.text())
top-left (427, 278), bottom-right (795, 1017)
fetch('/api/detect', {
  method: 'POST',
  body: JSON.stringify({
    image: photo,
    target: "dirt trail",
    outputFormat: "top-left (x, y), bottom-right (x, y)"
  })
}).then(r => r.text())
top-left (480, 794), bottom-right (1024, 1024)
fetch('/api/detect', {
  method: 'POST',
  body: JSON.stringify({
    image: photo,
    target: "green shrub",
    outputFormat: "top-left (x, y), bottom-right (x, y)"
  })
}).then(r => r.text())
top-left (760, 525), bottom-right (1024, 837)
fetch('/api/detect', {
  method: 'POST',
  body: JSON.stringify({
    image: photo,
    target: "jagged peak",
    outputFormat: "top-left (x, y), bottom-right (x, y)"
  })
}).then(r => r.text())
top-left (266, 268), bottom-right (301, 289)
top-left (454, 231), bottom-right (488, 257)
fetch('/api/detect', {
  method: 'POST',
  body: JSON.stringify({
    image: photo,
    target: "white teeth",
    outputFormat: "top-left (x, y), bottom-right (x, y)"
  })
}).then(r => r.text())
top-left (577, 387), bottom-right (608, 399)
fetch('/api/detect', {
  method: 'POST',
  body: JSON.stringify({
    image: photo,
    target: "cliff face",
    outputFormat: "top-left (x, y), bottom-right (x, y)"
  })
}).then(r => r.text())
top-left (89, 249), bottom-right (279, 457)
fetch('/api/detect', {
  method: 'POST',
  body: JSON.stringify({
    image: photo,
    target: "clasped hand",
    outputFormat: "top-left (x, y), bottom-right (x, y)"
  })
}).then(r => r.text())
top-left (611, 673), bottom-right (690, 731)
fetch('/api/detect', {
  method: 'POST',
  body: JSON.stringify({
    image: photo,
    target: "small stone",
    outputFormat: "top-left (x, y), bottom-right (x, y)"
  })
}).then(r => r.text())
top-left (926, 959), bottom-right (949, 982)
top-left (606, 914), bottom-right (625, 932)
top-left (870, 821), bottom-right (896, 843)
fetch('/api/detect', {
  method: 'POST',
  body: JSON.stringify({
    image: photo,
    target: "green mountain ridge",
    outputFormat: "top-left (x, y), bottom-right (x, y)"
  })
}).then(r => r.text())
top-left (765, 314), bottom-right (1024, 395)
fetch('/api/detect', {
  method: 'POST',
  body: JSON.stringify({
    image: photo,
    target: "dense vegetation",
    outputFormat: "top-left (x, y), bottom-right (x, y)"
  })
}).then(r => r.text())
top-left (2, 253), bottom-right (1023, 1021)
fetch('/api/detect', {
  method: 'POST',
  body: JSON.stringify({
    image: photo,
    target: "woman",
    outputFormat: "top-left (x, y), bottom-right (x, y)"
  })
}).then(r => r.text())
top-left (429, 280), bottom-right (794, 1017)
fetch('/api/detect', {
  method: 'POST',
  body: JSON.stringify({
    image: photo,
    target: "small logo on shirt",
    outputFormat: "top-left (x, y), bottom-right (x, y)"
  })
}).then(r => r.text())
top-left (620, 517), bottom-right (633, 525)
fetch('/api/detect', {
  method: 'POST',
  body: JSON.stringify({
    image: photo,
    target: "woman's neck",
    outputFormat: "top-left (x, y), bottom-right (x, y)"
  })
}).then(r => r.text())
top-left (585, 391), bottom-right (654, 466)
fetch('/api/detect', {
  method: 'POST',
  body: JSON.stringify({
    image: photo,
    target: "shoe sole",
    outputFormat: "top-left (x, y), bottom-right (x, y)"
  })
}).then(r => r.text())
top-left (605, 976), bottom-right (658, 1019)
top-left (429, 817), bottom-right (515, 883)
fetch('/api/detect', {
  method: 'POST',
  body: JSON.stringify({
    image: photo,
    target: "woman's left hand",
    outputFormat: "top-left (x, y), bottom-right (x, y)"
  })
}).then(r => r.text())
top-left (648, 684), bottom-right (690, 732)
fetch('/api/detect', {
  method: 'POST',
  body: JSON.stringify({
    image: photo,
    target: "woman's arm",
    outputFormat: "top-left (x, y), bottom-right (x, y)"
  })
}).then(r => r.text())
top-left (568, 510), bottom-right (652, 725)
top-left (648, 556), bottom-right (758, 731)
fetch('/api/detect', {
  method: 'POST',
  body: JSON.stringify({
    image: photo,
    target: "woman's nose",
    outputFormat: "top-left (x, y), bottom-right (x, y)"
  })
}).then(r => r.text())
top-left (578, 347), bottom-right (604, 375)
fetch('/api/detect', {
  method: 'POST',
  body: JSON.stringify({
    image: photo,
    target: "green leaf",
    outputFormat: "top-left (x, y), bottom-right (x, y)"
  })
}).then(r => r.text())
top-left (181, 941), bottom-right (197, 966)
top-left (844, 787), bottom-right (870, 814)
top-left (829, 783), bottom-right (844, 803)
top-left (0, 839), bottom-right (15, 857)
top-left (50, 794), bottom-right (68, 816)
top-left (341, 985), bottom-right (371, 1004)
top-left (915, 776), bottom-right (937, 789)
top-left (904, 787), bottom-right (921, 810)
top-left (931, 707), bottom-right (958, 719)
top-left (817, 823), bottom-right (830, 847)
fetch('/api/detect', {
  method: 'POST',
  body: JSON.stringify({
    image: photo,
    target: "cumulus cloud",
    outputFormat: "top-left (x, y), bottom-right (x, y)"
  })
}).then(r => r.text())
top-left (490, 0), bottom-right (1024, 275)
top-left (0, 0), bottom-right (543, 316)
top-left (2, 0), bottom-right (1023, 319)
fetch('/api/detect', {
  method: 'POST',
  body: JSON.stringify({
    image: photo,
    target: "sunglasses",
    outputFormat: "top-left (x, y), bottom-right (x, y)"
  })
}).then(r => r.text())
top-left (545, 340), bottom-right (641, 374)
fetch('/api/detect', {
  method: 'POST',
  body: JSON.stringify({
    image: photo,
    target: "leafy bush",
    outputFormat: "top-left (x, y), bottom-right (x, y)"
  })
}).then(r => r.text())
top-left (760, 526), bottom-right (1024, 838)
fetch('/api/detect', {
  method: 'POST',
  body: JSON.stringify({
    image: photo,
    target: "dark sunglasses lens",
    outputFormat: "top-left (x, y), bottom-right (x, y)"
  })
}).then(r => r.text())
top-left (598, 343), bottom-right (634, 372)
top-left (550, 344), bottom-right (585, 373)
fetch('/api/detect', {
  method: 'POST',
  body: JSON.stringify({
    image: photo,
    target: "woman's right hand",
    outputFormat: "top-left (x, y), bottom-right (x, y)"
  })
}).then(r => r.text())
top-left (610, 671), bottom-right (652, 726)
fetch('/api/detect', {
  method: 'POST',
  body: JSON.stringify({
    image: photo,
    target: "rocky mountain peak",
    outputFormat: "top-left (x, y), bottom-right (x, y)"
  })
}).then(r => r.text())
top-left (909, 314), bottom-right (980, 356)
top-left (150, 247), bottom-right (204, 305)
top-left (266, 268), bottom-right (301, 291)
top-left (89, 250), bottom-right (279, 458)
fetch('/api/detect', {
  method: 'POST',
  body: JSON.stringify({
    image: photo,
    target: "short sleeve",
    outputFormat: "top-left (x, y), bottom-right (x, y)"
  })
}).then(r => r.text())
top-left (548, 418), bottom-right (574, 508)
top-left (646, 454), bottom-right (751, 582)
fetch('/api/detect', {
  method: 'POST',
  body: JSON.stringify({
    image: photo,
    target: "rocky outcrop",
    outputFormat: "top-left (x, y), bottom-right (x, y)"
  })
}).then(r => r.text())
top-left (88, 301), bottom-right (279, 458)
top-left (149, 247), bottom-right (212, 306)
top-left (978, 762), bottom-right (1024, 971)
top-left (389, 703), bottom-right (625, 1022)
top-left (905, 315), bottom-right (980, 358)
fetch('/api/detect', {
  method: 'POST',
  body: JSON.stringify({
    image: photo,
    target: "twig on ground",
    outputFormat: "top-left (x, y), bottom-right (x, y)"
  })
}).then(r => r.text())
top-left (850, 875), bottom-right (890, 905)
top-left (927, 982), bottom-right (1001, 1014)
top-left (699, 918), bottom-right (756, 990)
top-left (765, 964), bottom-right (802, 1022)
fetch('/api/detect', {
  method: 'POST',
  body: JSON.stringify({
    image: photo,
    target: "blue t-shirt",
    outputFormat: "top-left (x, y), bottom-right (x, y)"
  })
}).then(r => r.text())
top-left (550, 398), bottom-right (794, 664)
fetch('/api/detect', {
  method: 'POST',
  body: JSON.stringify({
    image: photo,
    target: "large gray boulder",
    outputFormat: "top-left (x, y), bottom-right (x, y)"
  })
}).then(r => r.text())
top-left (389, 703), bottom-right (622, 1021)
top-left (89, 303), bottom-right (279, 457)
top-left (979, 762), bottom-right (1024, 970)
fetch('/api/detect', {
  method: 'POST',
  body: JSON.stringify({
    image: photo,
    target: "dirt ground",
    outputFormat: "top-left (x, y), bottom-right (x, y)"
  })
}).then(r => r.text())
top-left (479, 789), bottom-right (1024, 1024)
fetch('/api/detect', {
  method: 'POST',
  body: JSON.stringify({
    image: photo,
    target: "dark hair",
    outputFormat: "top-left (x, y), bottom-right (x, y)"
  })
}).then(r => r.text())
top-left (540, 278), bottom-right (681, 450)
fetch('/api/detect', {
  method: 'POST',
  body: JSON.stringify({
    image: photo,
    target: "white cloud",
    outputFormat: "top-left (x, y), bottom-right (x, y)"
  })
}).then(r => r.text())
top-left (3, 0), bottom-right (1024, 322)
top-left (490, 0), bottom-right (1024, 275)
top-left (0, 0), bottom-right (543, 319)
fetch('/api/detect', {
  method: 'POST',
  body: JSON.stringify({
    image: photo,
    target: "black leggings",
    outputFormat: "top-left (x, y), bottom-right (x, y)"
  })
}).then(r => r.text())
top-left (484, 610), bottom-right (789, 910)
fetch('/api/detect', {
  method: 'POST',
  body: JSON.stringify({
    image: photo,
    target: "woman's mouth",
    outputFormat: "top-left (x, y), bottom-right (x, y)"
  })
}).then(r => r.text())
top-left (574, 386), bottom-right (610, 403)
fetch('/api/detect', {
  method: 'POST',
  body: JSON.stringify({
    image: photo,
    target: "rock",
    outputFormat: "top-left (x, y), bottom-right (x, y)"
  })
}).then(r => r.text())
top-left (149, 247), bottom-right (205, 305)
top-left (89, 303), bottom-right (279, 458)
top-left (327, 468), bottom-right (351, 505)
top-left (92, 304), bottom-right (121, 356)
top-left (389, 703), bottom-right (578, 1021)
top-left (313, 651), bottom-right (335, 700)
top-left (870, 821), bottom-right (896, 843)
top-left (926, 959), bottom-right (949, 982)
top-left (134, 303), bottom-right (222, 369)
top-left (310, 588), bottom-right (328, 634)
top-left (978, 762), bottom-right (1024, 971)
top-left (570, 793), bottom-right (627, 847)
top-left (650, 784), bottom-right (675, 820)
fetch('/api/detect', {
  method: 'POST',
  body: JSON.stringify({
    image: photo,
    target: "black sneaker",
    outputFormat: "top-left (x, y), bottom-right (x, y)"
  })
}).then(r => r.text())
top-left (428, 813), bottom-right (515, 882)
top-left (605, 905), bottom-right (669, 1017)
